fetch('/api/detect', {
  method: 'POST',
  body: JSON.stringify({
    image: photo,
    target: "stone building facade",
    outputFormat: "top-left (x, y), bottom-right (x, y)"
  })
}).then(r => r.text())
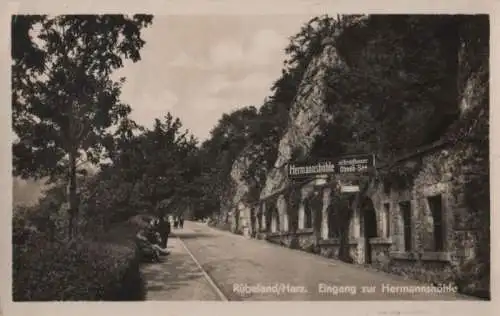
top-left (241, 140), bottom-right (488, 297)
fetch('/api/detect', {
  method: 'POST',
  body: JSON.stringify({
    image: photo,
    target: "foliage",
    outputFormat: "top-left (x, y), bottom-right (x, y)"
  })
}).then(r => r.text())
top-left (303, 15), bottom-right (467, 190)
top-left (13, 197), bottom-right (149, 301)
top-left (11, 14), bottom-right (203, 302)
top-left (12, 14), bottom-right (153, 180)
top-left (192, 106), bottom-right (259, 219)
top-left (13, 230), bottom-right (145, 301)
top-left (317, 15), bottom-right (459, 156)
top-left (77, 112), bottom-right (200, 227)
top-left (450, 17), bottom-right (489, 296)
top-left (12, 14), bottom-right (153, 237)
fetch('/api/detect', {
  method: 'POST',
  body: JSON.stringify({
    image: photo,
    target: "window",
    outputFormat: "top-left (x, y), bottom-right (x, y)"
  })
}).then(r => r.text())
top-left (384, 203), bottom-right (391, 238)
top-left (399, 201), bottom-right (412, 252)
top-left (428, 195), bottom-right (444, 251)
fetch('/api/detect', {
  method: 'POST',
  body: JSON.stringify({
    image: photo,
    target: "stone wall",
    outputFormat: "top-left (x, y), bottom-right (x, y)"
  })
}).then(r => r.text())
top-left (319, 238), bottom-right (360, 262)
top-left (249, 140), bottom-right (488, 298)
top-left (356, 142), bottom-right (488, 296)
top-left (265, 229), bottom-right (317, 252)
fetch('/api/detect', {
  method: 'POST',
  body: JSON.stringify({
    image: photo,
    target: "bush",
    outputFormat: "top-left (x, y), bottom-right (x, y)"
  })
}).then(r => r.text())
top-left (454, 258), bottom-right (490, 300)
top-left (13, 222), bottom-right (146, 301)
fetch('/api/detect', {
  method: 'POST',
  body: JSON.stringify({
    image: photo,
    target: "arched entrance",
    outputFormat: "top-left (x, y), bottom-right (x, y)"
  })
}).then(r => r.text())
top-left (265, 205), bottom-right (273, 232)
top-left (361, 198), bottom-right (378, 264)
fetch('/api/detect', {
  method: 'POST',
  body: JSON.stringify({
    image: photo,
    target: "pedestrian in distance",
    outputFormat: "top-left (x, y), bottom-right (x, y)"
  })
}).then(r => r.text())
top-left (157, 215), bottom-right (171, 249)
top-left (179, 215), bottom-right (184, 229)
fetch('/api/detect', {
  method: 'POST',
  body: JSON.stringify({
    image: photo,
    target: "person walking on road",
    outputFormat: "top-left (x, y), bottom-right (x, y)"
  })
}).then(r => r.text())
top-left (179, 215), bottom-right (184, 229)
top-left (158, 215), bottom-right (171, 249)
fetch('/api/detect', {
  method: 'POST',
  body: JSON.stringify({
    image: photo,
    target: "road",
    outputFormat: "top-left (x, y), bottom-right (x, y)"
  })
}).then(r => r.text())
top-left (141, 220), bottom-right (477, 301)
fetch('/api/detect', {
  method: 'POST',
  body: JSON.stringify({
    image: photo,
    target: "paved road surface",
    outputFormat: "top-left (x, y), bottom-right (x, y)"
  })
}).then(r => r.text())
top-left (140, 237), bottom-right (220, 300)
top-left (142, 221), bottom-right (477, 301)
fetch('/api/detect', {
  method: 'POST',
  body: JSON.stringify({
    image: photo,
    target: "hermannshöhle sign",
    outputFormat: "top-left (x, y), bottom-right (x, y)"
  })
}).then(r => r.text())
top-left (287, 154), bottom-right (375, 179)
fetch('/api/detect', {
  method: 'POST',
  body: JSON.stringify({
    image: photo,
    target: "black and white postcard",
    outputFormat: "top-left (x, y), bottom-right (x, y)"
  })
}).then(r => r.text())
top-left (2, 1), bottom-right (495, 316)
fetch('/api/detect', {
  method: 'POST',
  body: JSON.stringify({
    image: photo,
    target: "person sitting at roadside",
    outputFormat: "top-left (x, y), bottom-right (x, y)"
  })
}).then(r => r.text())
top-left (135, 225), bottom-right (169, 262)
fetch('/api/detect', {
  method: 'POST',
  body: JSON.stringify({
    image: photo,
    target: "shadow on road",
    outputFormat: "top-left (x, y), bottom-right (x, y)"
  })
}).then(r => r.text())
top-left (171, 232), bottom-right (214, 239)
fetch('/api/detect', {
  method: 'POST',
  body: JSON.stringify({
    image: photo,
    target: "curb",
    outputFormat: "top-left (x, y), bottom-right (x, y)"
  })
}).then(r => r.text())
top-left (176, 236), bottom-right (229, 301)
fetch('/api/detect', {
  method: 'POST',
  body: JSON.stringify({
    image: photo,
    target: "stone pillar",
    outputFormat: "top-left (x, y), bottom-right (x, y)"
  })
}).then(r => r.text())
top-left (299, 184), bottom-right (314, 229)
top-left (254, 206), bottom-right (260, 233)
top-left (350, 201), bottom-right (362, 264)
top-left (271, 211), bottom-right (277, 233)
top-left (350, 199), bottom-right (360, 238)
top-left (261, 202), bottom-right (267, 232)
top-left (230, 208), bottom-right (237, 232)
top-left (298, 199), bottom-right (305, 230)
top-left (321, 187), bottom-right (332, 240)
top-left (277, 194), bottom-right (288, 232)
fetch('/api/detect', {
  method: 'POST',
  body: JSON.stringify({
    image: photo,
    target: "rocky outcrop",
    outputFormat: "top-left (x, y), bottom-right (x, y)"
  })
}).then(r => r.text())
top-left (224, 144), bottom-right (265, 232)
top-left (259, 37), bottom-right (344, 199)
top-left (222, 17), bottom-right (369, 221)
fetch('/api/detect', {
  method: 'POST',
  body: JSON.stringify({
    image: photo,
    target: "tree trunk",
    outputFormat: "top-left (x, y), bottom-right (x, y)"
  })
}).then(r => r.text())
top-left (68, 147), bottom-right (78, 239)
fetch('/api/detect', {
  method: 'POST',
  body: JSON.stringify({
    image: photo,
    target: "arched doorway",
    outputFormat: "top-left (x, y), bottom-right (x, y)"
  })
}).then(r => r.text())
top-left (265, 210), bottom-right (272, 232)
top-left (329, 194), bottom-right (355, 262)
top-left (361, 198), bottom-right (378, 264)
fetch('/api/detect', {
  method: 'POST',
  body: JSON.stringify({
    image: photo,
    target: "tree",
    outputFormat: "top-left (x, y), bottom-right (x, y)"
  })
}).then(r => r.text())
top-left (12, 14), bottom-right (153, 238)
top-left (192, 16), bottom-right (347, 221)
top-left (196, 107), bottom-right (264, 217)
top-left (321, 15), bottom-right (461, 161)
top-left (138, 114), bottom-right (199, 214)
top-left (103, 113), bottom-right (199, 217)
top-left (77, 112), bottom-right (201, 228)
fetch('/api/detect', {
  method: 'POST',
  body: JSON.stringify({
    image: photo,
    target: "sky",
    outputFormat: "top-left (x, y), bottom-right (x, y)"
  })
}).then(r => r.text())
top-left (113, 15), bottom-right (315, 142)
top-left (13, 14), bottom-right (316, 201)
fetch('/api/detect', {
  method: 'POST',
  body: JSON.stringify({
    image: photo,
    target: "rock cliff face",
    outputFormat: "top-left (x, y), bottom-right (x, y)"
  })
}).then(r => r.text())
top-left (259, 37), bottom-right (344, 199)
top-left (226, 144), bottom-right (261, 231)
top-left (222, 36), bottom-right (347, 229)
top-left (224, 25), bottom-right (358, 223)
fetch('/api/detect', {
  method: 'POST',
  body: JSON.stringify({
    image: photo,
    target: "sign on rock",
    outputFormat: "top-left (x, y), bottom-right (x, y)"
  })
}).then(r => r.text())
top-left (340, 185), bottom-right (360, 193)
top-left (288, 154), bottom-right (375, 179)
